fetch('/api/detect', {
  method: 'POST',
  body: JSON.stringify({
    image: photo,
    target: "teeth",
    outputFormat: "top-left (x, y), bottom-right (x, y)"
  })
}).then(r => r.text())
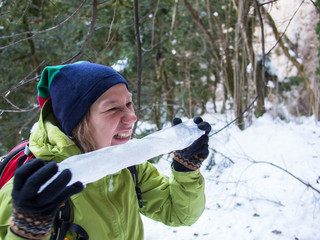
top-left (115, 131), bottom-right (131, 139)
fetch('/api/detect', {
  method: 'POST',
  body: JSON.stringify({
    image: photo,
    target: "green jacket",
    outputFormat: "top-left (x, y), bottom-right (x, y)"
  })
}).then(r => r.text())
top-left (0, 102), bottom-right (205, 240)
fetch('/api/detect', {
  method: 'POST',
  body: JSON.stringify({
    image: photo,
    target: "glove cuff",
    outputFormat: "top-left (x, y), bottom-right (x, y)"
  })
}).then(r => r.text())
top-left (10, 203), bottom-right (54, 239)
top-left (173, 150), bottom-right (203, 170)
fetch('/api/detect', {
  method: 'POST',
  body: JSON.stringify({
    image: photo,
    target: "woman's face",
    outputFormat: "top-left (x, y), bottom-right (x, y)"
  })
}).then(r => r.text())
top-left (87, 83), bottom-right (137, 149)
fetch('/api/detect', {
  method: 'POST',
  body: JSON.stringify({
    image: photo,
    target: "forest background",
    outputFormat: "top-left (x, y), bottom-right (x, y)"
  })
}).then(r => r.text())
top-left (0, 0), bottom-right (319, 155)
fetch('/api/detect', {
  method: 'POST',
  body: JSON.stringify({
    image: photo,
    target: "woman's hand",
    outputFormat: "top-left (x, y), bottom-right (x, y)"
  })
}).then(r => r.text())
top-left (10, 159), bottom-right (83, 239)
top-left (172, 117), bottom-right (211, 171)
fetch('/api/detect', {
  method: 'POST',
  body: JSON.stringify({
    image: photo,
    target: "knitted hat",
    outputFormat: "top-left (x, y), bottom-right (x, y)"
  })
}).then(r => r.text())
top-left (37, 61), bottom-right (128, 135)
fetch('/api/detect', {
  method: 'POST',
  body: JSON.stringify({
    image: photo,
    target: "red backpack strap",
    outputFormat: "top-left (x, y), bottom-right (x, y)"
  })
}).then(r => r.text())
top-left (0, 141), bottom-right (34, 189)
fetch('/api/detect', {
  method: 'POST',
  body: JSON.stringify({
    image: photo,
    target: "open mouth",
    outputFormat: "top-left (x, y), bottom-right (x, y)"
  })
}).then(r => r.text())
top-left (114, 131), bottom-right (131, 139)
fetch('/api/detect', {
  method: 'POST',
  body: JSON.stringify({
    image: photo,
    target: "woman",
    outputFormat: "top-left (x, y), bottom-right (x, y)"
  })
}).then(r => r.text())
top-left (0, 61), bottom-right (211, 240)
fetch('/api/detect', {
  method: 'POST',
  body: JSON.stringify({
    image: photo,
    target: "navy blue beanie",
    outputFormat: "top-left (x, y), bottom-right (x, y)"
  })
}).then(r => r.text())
top-left (37, 61), bottom-right (128, 135)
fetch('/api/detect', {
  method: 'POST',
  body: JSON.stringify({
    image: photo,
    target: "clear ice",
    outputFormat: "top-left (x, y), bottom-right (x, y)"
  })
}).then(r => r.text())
top-left (40, 119), bottom-right (204, 191)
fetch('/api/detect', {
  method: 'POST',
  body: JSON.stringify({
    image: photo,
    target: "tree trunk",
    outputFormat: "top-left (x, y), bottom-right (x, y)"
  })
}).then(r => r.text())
top-left (182, 0), bottom-right (234, 98)
top-left (162, 67), bottom-right (175, 122)
top-left (132, 0), bottom-right (142, 135)
top-left (233, 0), bottom-right (245, 129)
top-left (22, 17), bottom-right (40, 73)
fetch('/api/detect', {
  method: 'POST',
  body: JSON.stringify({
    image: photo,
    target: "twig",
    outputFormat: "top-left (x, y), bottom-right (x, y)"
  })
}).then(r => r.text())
top-left (0, 107), bottom-right (39, 143)
top-left (252, 160), bottom-right (320, 195)
top-left (0, 76), bottom-right (38, 97)
top-left (97, 0), bottom-right (112, 4)
top-left (106, 7), bottom-right (116, 45)
top-left (0, 0), bottom-right (87, 50)
top-left (215, 149), bottom-right (235, 164)
top-left (16, 0), bottom-right (32, 23)
top-left (151, 0), bottom-right (160, 49)
top-left (266, 0), bottom-right (304, 56)
top-left (170, 0), bottom-right (179, 35)
top-left (259, 0), bottom-right (280, 6)
top-left (18, 108), bottom-right (41, 135)
top-left (96, 27), bottom-right (119, 61)
top-left (309, 0), bottom-right (320, 13)
top-left (0, 60), bottom-right (45, 97)
top-left (0, 106), bottom-right (39, 113)
top-left (139, 0), bottom-right (160, 52)
top-left (63, 0), bottom-right (97, 63)
top-left (1, 96), bottom-right (22, 110)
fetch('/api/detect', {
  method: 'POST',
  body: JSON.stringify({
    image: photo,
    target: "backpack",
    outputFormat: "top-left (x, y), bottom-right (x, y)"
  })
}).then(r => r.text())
top-left (0, 140), bottom-right (33, 189)
top-left (0, 140), bottom-right (143, 240)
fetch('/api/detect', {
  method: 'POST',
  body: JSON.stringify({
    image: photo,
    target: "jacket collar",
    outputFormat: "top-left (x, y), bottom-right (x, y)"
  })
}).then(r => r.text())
top-left (29, 99), bottom-right (82, 163)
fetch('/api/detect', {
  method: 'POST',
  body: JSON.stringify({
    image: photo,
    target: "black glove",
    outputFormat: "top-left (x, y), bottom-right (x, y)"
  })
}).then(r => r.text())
top-left (172, 116), bottom-right (211, 171)
top-left (10, 159), bottom-right (83, 239)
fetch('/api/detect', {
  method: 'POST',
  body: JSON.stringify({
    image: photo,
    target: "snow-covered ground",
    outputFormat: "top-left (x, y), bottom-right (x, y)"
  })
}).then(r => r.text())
top-left (142, 105), bottom-right (320, 240)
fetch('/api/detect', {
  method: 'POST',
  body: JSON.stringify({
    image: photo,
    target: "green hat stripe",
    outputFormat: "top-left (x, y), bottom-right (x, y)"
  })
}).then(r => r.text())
top-left (37, 65), bottom-right (65, 98)
top-left (37, 61), bottom-right (88, 99)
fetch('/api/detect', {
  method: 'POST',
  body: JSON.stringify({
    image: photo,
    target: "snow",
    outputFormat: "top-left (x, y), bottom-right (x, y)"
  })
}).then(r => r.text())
top-left (142, 106), bottom-right (320, 240)
top-left (111, 59), bottom-right (128, 72)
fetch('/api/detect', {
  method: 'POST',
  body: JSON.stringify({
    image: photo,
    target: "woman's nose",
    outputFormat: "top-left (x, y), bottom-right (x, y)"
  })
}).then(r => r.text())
top-left (122, 109), bottom-right (137, 125)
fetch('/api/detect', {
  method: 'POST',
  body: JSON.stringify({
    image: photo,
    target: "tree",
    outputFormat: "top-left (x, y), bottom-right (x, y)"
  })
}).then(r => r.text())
top-left (0, 0), bottom-right (319, 155)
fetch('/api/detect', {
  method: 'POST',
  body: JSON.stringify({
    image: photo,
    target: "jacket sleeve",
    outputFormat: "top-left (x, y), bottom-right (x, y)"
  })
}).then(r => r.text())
top-left (0, 180), bottom-right (24, 240)
top-left (137, 161), bottom-right (205, 226)
top-left (0, 180), bottom-right (51, 240)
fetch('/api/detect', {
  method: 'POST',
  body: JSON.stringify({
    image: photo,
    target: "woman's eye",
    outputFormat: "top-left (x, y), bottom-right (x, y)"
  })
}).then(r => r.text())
top-left (107, 107), bottom-right (118, 112)
top-left (105, 102), bottom-right (132, 112)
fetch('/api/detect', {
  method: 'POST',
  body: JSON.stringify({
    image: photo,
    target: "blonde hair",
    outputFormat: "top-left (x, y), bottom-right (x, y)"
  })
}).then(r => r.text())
top-left (70, 110), bottom-right (96, 153)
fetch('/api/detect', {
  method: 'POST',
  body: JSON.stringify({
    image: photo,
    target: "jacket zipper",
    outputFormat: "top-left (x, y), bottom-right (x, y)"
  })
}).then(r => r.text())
top-left (106, 176), bottom-right (126, 240)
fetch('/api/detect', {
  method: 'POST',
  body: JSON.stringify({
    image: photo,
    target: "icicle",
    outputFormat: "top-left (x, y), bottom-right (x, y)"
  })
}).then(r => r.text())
top-left (39, 119), bottom-right (204, 192)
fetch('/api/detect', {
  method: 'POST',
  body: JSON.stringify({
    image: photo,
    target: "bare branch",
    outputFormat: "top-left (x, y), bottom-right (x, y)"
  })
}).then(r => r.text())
top-left (1, 76), bottom-right (38, 97)
top-left (140, 0), bottom-right (161, 52)
top-left (255, 0), bottom-right (266, 83)
top-left (63, 0), bottom-right (98, 64)
top-left (2, 96), bottom-right (21, 110)
top-left (134, 0), bottom-right (142, 115)
top-left (106, 7), bottom-right (117, 45)
top-left (182, 0), bottom-right (220, 62)
top-left (309, 0), bottom-right (320, 13)
top-left (0, 106), bottom-right (39, 114)
top-left (0, 60), bottom-right (45, 97)
top-left (91, 5), bottom-right (119, 62)
top-left (253, 160), bottom-right (320, 195)
top-left (258, 0), bottom-right (280, 7)
top-left (47, 0), bottom-right (61, 10)
top-left (0, 0), bottom-right (88, 50)
top-left (206, 0), bottom-right (214, 37)
top-left (0, 108), bottom-right (40, 143)
top-left (170, 0), bottom-right (179, 35)
top-left (17, 0), bottom-right (32, 23)
top-left (18, 108), bottom-right (41, 135)
top-left (151, 0), bottom-right (160, 49)
top-left (98, 0), bottom-right (112, 4)
top-left (265, 0), bottom-right (304, 57)
top-left (132, 0), bottom-right (142, 135)
top-left (97, 27), bottom-right (119, 60)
